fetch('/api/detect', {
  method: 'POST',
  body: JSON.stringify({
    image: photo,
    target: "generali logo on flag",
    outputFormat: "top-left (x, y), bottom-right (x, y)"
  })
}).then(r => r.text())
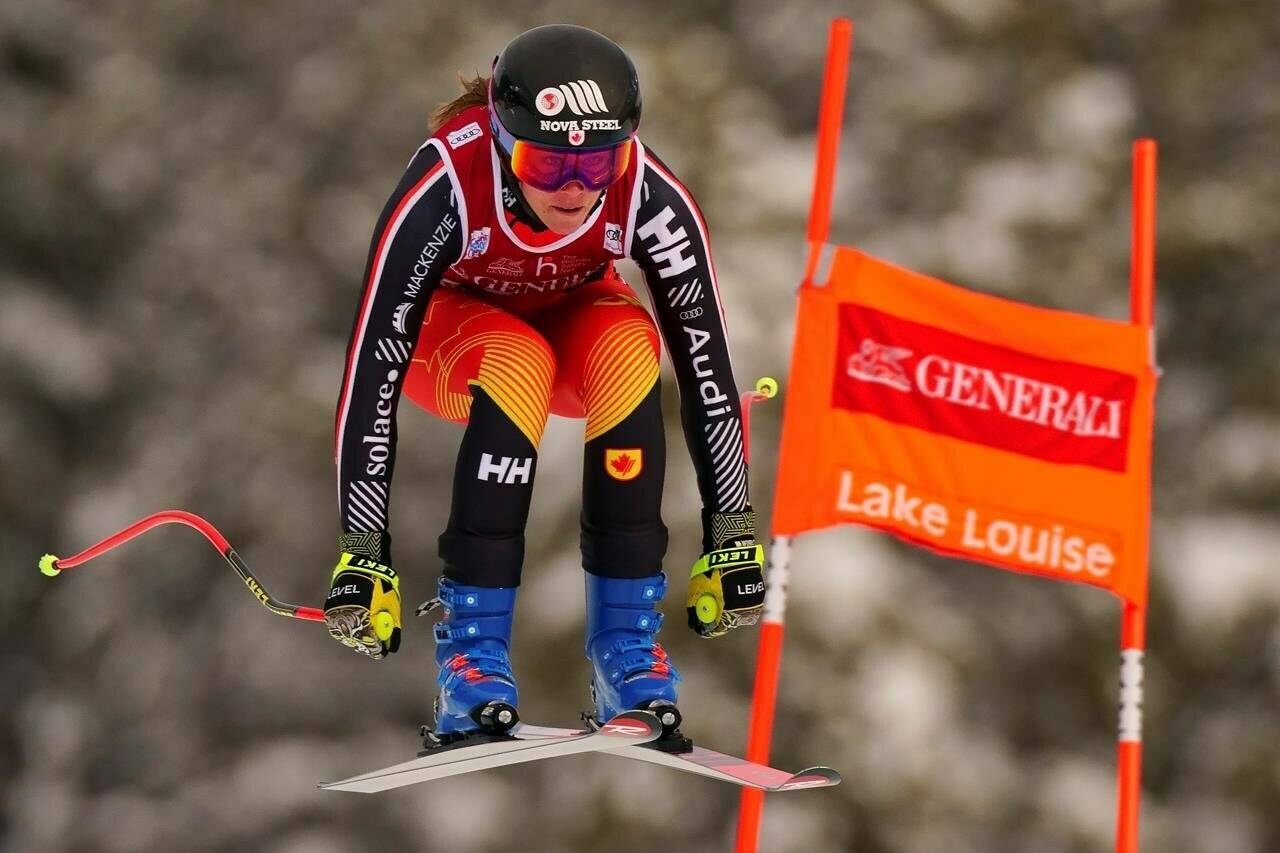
top-left (772, 248), bottom-right (1157, 605)
top-left (833, 305), bottom-right (1138, 472)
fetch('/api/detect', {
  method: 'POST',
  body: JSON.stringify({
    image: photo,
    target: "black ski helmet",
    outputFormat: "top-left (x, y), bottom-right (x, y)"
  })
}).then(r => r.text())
top-left (490, 25), bottom-right (641, 150)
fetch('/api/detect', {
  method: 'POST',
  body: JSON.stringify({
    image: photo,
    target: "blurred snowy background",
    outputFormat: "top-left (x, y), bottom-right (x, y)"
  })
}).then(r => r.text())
top-left (3, 1), bottom-right (1277, 851)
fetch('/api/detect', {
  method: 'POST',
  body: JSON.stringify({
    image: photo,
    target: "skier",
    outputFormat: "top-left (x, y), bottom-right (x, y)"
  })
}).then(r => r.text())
top-left (324, 24), bottom-right (764, 747)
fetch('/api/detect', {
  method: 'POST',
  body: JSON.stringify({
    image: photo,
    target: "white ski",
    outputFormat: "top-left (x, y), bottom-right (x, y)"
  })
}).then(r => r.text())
top-left (604, 744), bottom-right (841, 791)
top-left (319, 709), bottom-right (660, 793)
top-left (531, 722), bottom-right (841, 791)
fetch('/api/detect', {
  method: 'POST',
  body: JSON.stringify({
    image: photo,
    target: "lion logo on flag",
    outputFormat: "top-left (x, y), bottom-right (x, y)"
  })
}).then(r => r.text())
top-left (605, 448), bottom-right (643, 481)
top-left (847, 339), bottom-right (913, 392)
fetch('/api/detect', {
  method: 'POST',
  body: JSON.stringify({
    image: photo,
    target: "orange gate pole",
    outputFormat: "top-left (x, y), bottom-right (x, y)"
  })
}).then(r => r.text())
top-left (735, 17), bottom-right (853, 853)
top-left (1116, 138), bottom-right (1156, 853)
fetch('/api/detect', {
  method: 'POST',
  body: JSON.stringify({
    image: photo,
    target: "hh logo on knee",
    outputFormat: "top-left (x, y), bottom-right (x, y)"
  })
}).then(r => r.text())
top-left (477, 453), bottom-right (533, 484)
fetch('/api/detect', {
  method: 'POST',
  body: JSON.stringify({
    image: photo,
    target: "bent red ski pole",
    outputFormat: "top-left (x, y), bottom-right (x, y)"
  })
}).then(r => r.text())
top-left (39, 510), bottom-right (325, 622)
top-left (41, 378), bottom-right (779, 627)
top-left (739, 376), bottom-right (778, 464)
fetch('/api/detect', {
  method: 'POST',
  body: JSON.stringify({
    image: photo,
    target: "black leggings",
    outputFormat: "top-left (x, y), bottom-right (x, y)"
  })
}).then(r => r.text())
top-left (439, 383), bottom-right (668, 587)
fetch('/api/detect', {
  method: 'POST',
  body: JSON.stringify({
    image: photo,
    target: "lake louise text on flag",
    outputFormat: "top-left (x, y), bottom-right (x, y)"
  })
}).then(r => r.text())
top-left (772, 247), bottom-right (1157, 605)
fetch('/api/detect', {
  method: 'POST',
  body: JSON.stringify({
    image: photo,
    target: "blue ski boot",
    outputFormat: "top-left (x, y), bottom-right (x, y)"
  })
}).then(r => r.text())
top-left (423, 578), bottom-right (519, 749)
top-left (584, 572), bottom-right (687, 748)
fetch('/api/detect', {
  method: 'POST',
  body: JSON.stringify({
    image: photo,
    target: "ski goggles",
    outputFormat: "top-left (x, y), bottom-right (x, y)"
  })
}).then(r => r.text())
top-left (490, 115), bottom-right (632, 193)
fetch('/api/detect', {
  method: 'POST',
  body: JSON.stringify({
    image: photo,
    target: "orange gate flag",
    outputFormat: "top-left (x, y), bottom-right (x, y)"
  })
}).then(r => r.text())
top-left (773, 247), bottom-right (1158, 605)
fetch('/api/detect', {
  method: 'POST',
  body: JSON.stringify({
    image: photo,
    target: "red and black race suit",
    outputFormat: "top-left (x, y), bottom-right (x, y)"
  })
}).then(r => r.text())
top-left (334, 106), bottom-right (747, 567)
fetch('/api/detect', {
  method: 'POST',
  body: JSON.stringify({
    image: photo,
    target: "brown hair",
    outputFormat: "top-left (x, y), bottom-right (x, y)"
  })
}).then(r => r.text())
top-left (430, 74), bottom-right (489, 132)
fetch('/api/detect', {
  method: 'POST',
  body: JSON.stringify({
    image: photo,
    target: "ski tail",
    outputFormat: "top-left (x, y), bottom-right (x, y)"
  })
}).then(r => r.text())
top-left (777, 767), bottom-right (842, 791)
top-left (607, 743), bottom-right (843, 791)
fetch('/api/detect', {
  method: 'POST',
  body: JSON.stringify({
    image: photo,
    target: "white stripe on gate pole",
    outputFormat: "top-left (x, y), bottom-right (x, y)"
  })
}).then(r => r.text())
top-left (1118, 649), bottom-right (1145, 743)
top-left (762, 535), bottom-right (792, 625)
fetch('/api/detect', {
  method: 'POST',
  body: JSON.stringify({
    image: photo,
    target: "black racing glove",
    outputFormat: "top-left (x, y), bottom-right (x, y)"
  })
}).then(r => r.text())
top-left (324, 550), bottom-right (402, 659)
top-left (687, 507), bottom-right (764, 638)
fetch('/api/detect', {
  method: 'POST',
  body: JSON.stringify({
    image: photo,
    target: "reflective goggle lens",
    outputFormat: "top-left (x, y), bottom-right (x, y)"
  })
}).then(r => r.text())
top-left (508, 139), bottom-right (631, 192)
top-left (493, 120), bottom-right (631, 192)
